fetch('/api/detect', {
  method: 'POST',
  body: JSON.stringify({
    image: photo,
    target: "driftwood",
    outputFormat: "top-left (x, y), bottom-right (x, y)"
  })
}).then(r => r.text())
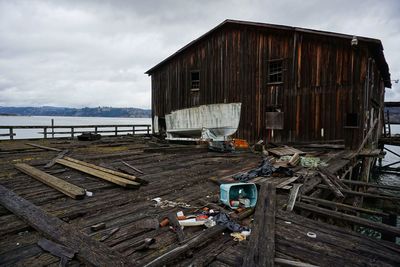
top-left (242, 183), bottom-right (276, 267)
top-left (0, 184), bottom-right (132, 267)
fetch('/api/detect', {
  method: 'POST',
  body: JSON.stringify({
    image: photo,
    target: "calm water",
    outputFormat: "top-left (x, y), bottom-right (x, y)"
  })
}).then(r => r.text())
top-left (0, 115), bottom-right (152, 140)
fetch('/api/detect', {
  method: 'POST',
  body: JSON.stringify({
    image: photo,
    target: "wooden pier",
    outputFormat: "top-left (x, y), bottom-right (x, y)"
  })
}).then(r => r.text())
top-left (0, 136), bottom-right (398, 266)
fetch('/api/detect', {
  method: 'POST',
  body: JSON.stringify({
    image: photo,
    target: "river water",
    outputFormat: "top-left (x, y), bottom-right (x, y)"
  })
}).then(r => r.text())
top-left (0, 115), bottom-right (152, 140)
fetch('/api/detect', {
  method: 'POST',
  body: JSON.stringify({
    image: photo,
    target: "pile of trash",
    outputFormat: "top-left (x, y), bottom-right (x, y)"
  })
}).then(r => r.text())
top-left (278, 155), bottom-right (327, 168)
top-left (233, 158), bottom-right (293, 182)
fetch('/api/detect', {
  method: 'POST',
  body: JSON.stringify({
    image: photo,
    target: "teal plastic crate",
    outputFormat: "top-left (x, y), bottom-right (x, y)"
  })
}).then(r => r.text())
top-left (220, 182), bottom-right (257, 209)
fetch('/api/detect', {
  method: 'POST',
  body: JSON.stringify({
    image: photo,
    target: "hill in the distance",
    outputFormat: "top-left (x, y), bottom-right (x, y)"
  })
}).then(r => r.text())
top-left (0, 106), bottom-right (151, 118)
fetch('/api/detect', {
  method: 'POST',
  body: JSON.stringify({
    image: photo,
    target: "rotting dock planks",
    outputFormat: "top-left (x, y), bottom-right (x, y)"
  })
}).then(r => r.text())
top-left (0, 184), bottom-right (133, 267)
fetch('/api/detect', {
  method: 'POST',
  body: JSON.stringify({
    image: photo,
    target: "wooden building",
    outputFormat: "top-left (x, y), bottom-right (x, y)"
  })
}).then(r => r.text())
top-left (146, 19), bottom-right (391, 147)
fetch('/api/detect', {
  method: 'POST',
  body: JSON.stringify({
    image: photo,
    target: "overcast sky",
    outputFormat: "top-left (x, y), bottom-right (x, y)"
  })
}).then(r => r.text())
top-left (0, 0), bottom-right (399, 109)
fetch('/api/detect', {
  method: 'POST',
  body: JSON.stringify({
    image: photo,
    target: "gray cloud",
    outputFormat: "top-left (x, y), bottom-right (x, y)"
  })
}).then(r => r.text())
top-left (0, 0), bottom-right (399, 108)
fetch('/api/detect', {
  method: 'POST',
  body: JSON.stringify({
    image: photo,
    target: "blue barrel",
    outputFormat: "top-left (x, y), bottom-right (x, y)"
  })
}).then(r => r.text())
top-left (220, 182), bottom-right (258, 209)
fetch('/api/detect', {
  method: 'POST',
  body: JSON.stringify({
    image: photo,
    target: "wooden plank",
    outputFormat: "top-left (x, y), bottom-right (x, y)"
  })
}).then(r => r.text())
top-left (275, 258), bottom-right (319, 267)
top-left (63, 156), bottom-right (146, 184)
top-left (294, 202), bottom-right (400, 237)
top-left (55, 159), bottom-right (140, 188)
top-left (316, 184), bottom-right (400, 200)
top-left (300, 195), bottom-right (389, 217)
top-left (286, 183), bottom-right (302, 211)
top-left (318, 172), bottom-right (344, 199)
top-left (268, 146), bottom-right (304, 157)
top-left (342, 179), bottom-right (400, 191)
top-left (242, 183), bottom-right (276, 267)
top-left (121, 160), bottom-right (145, 174)
top-left (276, 176), bottom-right (300, 189)
top-left (25, 143), bottom-right (62, 152)
top-left (44, 150), bottom-right (69, 169)
top-left (0, 184), bottom-right (132, 267)
top-left (14, 163), bottom-right (85, 199)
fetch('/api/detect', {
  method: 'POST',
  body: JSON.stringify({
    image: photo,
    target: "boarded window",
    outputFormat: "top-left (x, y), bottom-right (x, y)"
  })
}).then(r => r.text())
top-left (267, 60), bottom-right (283, 84)
top-left (266, 112), bottom-right (284, 129)
top-left (345, 113), bottom-right (359, 127)
top-left (190, 71), bottom-right (200, 90)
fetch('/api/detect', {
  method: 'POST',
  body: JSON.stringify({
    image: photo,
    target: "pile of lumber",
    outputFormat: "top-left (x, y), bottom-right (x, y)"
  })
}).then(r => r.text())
top-left (55, 157), bottom-right (146, 189)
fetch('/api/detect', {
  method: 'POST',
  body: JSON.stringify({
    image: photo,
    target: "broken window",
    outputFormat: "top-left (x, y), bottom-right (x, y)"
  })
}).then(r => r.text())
top-left (345, 113), bottom-right (359, 127)
top-left (190, 71), bottom-right (200, 90)
top-left (267, 59), bottom-right (283, 84)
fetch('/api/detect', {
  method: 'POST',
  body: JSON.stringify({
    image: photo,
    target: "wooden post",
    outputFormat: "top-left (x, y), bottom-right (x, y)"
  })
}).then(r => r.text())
top-left (132, 126), bottom-right (135, 135)
top-left (71, 127), bottom-right (74, 139)
top-left (242, 183), bottom-right (276, 267)
top-left (147, 125), bottom-right (150, 135)
top-left (9, 127), bottom-right (14, 140)
top-left (115, 126), bottom-right (118, 136)
top-left (95, 127), bottom-right (98, 134)
top-left (44, 127), bottom-right (47, 139)
top-left (51, 119), bottom-right (54, 138)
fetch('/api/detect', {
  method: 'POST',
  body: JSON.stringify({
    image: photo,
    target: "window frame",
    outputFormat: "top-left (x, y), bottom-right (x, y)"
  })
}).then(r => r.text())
top-left (267, 58), bottom-right (284, 85)
top-left (190, 70), bottom-right (200, 91)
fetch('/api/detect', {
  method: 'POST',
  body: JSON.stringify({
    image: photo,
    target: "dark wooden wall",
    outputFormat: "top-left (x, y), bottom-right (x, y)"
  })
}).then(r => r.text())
top-left (150, 24), bottom-right (386, 147)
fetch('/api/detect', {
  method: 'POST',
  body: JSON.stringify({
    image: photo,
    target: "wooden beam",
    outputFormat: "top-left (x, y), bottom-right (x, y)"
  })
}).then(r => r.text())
top-left (242, 183), bottom-right (276, 267)
top-left (275, 258), bottom-right (319, 267)
top-left (316, 184), bottom-right (400, 200)
top-left (300, 195), bottom-right (389, 217)
top-left (25, 143), bottom-right (62, 152)
top-left (286, 184), bottom-right (302, 211)
top-left (0, 185), bottom-right (132, 267)
top-left (121, 160), bottom-right (145, 174)
top-left (294, 202), bottom-right (400, 237)
top-left (63, 157), bottom-right (146, 184)
top-left (14, 163), bottom-right (85, 199)
top-left (318, 172), bottom-right (344, 199)
top-left (55, 158), bottom-right (140, 188)
top-left (356, 118), bottom-right (378, 155)
top-left (342, 179), bottom-right (400, 191)
top-left (44, 150), bottom-right (69, 169)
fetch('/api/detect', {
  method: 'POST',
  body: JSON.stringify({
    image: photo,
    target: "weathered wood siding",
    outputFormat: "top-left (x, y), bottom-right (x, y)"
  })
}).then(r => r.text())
top-left (150, 24), bottom-right (386, 147)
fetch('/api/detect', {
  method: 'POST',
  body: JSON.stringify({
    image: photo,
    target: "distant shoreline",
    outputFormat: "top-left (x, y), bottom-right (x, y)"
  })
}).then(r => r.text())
top-left (0, 113), bottom-right (18, 116)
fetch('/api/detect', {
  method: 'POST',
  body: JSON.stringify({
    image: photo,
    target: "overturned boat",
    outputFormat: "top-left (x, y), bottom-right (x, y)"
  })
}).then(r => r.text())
top-left (162, 103), bottom-right (241, 141)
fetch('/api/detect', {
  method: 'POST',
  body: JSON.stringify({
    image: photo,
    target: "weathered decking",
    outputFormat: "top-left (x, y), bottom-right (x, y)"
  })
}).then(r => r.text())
top-left (0, 136), bottom-right (399, 266)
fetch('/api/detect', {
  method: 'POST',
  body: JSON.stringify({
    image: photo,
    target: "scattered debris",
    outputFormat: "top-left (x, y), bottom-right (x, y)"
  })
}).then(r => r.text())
top-left (151, 197), bottom-right (191, 209)
top-left (77, 132), bottom-right (101, 141)
top-left (91, 222), bottom-right (106, 232)
top-left (233, 159), bottom-right (293, 182)
top-left (37, 238), bottom-right (77, 267)
top-left (208, 141), bottom-right (235, 152)
top-left (121, 160), bottom-right (145, 174)
top-left (99, 227), bottom-right (120, 242)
